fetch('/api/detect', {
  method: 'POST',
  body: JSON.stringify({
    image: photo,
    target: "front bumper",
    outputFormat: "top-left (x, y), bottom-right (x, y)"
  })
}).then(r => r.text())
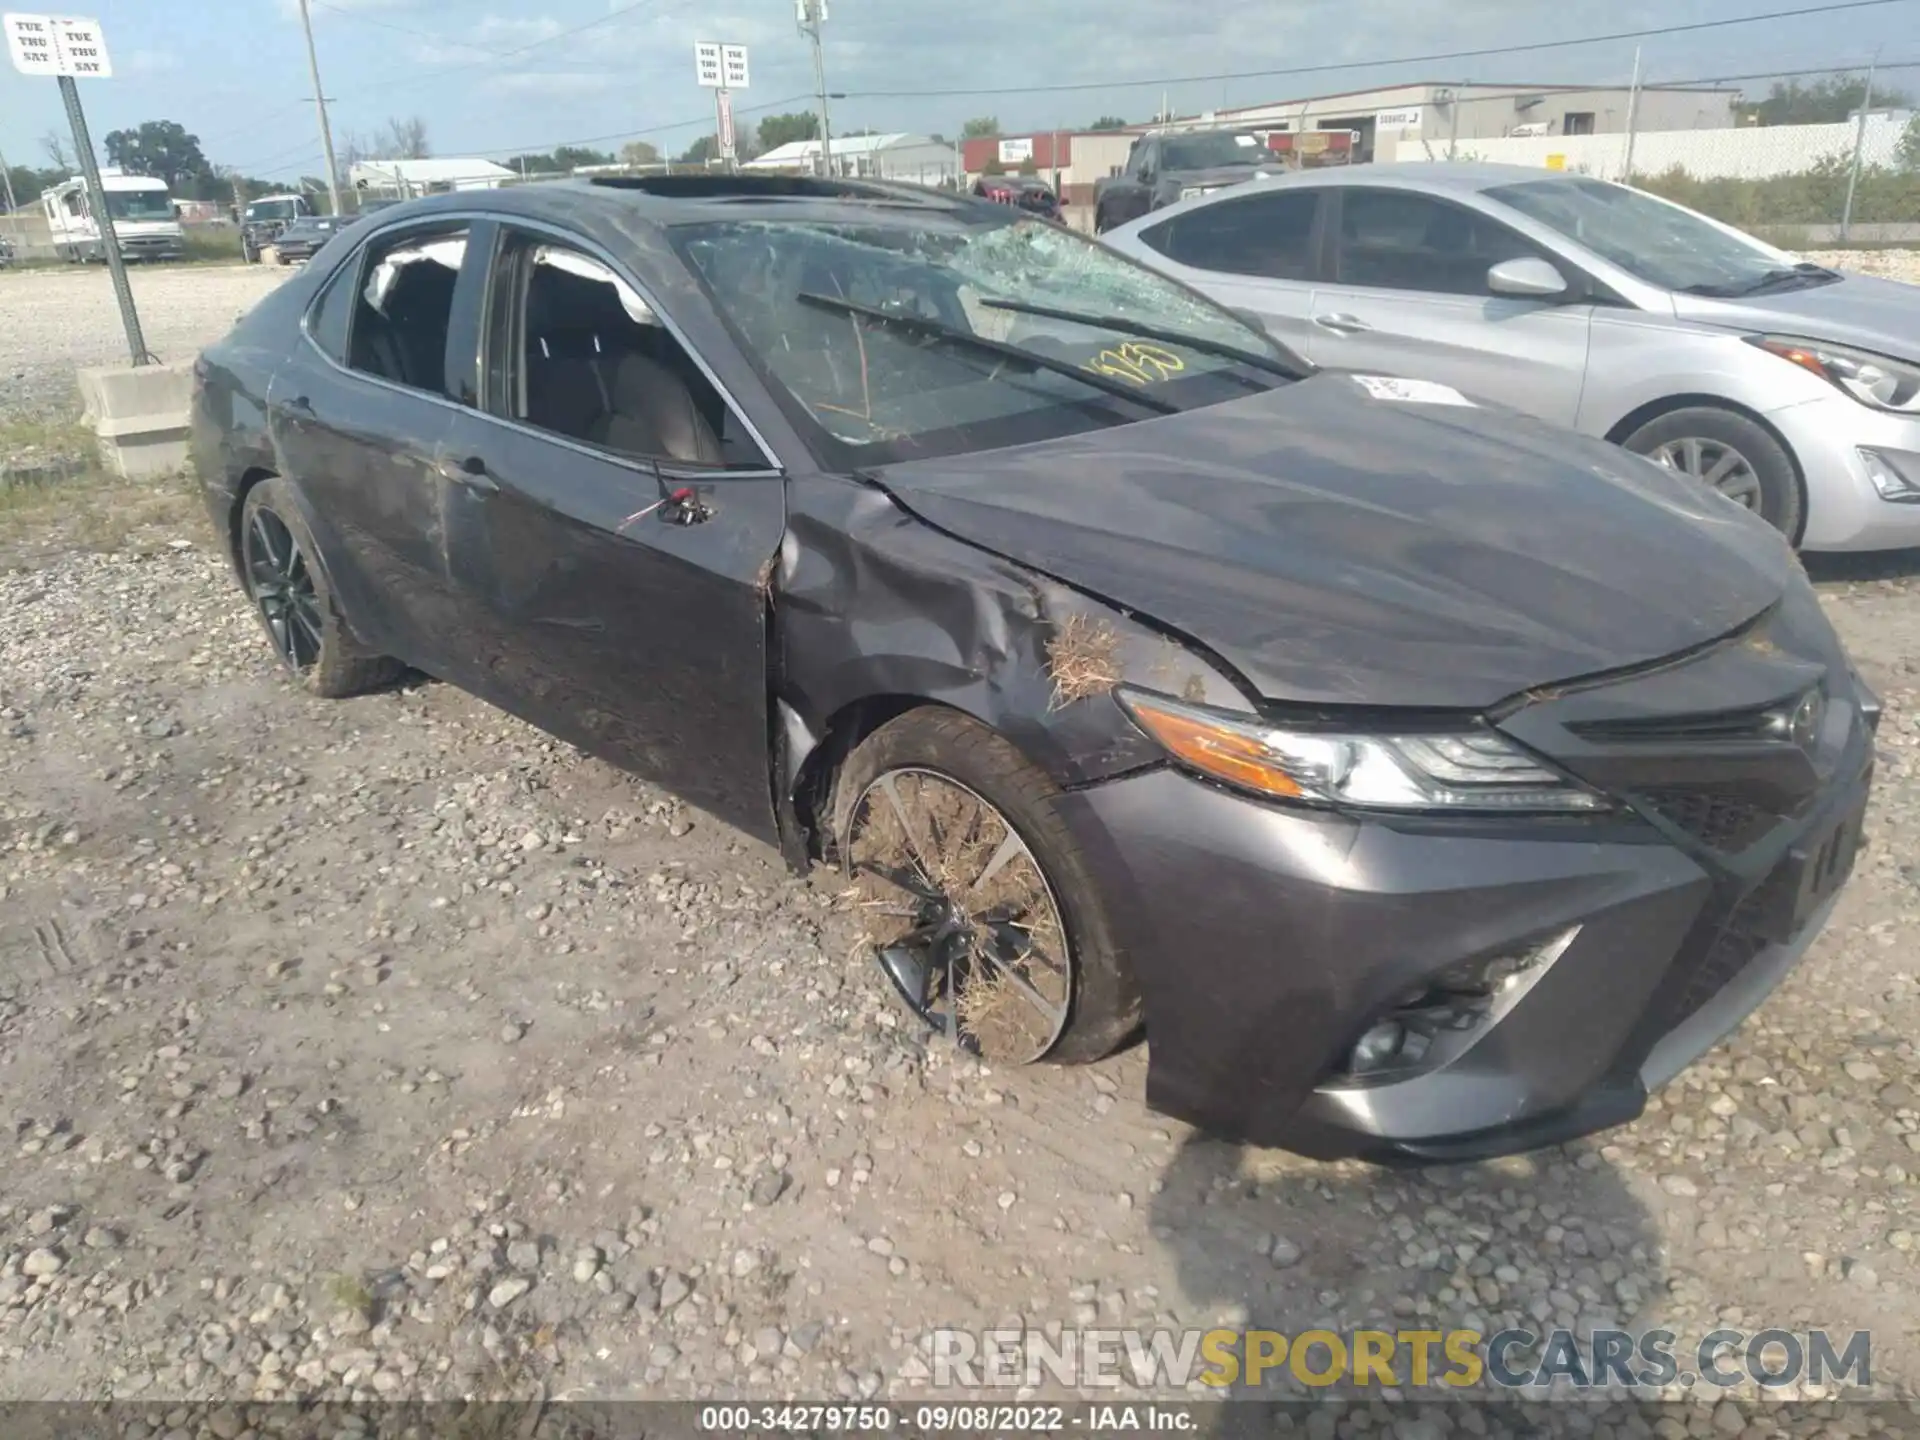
top-left (1771, 392), bottom-right (1920, 551)
top-left (1056, 668), bottom-right (1876, 1162)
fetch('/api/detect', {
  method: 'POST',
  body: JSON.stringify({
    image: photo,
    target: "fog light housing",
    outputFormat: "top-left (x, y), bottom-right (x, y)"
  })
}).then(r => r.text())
top-left (1332, 927), bottom-right (1581, 1083)
top-left (1860, 447), bottom-right (1920, 502)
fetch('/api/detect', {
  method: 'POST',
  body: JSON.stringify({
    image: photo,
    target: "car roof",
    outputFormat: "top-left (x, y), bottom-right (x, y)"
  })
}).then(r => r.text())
top-left (1220, 162), bottom-right (1580, 195)
top-left (366, 175), bottom-right (992, 233)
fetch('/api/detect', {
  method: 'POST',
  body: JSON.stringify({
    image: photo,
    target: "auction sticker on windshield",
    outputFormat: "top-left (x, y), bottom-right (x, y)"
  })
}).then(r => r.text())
top-left (1353, 375), bottom-right (1476, 406)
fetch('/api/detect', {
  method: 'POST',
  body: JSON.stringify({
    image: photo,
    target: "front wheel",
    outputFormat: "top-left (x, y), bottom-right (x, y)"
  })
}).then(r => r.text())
top-left (1622, 405), bottom-right (1804, 542)
top-left (834, 708), bottom-right (1140, 1066)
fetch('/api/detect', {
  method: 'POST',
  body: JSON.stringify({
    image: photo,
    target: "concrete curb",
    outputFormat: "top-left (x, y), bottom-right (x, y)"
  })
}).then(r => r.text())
top-left (76, 363), bottom-right (194, 480)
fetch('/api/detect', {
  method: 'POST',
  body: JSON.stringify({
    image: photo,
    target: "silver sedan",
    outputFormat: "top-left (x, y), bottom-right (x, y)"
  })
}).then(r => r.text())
top-left (1101, 163), bottom-right (1920, 552)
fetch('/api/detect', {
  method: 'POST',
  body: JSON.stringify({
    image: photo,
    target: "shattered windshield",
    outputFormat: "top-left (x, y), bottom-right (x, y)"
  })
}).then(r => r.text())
top-left (1160, 131), bottom-right (1267, 170)
top-left (673, 213), bottom-right (1289, 466)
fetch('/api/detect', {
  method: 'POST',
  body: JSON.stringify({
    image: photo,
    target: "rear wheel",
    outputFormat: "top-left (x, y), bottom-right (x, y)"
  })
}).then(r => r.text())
top-left (834, 708), bottom-right (1140, 1066)
top-left (239, 479), bottom-right (402, 698)
top-left (1622, 405), bottom-right (1804, 542)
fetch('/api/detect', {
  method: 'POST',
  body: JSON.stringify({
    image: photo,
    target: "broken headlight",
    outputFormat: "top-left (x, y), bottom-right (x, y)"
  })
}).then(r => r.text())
top-left (1117, 689), bottom-right (1608, 814)
top-left (1749, 335), bottom-right (1920, 416)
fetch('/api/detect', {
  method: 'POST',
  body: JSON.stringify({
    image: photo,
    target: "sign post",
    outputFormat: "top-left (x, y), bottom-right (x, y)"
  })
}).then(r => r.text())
top-left (695, 41), bottom-right (749, 171)
top-left (5, 13), bottom-right (148, 365)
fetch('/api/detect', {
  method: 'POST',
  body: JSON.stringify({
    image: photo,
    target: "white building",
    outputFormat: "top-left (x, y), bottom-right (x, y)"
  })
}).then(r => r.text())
top-left (743, 133), bottom-right (955, 185)
top-left (349, 157), bottom-right (515, 199)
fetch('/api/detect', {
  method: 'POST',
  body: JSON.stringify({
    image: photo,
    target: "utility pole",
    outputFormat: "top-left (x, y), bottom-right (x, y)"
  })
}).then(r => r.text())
top-left (1840, 53), bottom-right (1876, 242)
top-left (1621, 46), bottom-right (1643, 183)
top-left (799, 0), bottom-right (833, 178)
top-left (296, 0), bottom-right (345, 216)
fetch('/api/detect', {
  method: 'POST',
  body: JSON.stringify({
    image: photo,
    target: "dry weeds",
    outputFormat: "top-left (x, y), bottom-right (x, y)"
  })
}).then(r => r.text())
top-left (1045, 612), bottom-right (1122, 709)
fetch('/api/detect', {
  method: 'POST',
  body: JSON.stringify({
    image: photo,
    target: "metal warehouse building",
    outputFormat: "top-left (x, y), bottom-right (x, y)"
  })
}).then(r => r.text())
top-left (966, 80), bottom-right (1738, 203)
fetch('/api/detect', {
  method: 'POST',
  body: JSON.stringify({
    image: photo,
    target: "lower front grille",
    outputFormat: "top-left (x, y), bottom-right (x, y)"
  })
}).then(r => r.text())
top-left (1636, 788), bottom-right (1778, 852)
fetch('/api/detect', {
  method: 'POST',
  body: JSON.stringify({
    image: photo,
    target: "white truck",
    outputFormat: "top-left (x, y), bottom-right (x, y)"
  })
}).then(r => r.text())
top-left (42, 169), bottom-right (185, 263)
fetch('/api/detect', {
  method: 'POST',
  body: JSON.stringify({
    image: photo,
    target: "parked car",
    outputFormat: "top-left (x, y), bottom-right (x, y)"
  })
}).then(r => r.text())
top-left (240, 193), bottom-right (316, 263)
top-left (1103, 164), bottom-right (1920, 551)
top-left (1092, 128), bottom-right (1277, 234)
top-left (192, 176), bottom-right (1875, 1161)
top-left (972, 174), bottom-right (1063, 223)
top-left (270, 214), bottom-right (353, 264)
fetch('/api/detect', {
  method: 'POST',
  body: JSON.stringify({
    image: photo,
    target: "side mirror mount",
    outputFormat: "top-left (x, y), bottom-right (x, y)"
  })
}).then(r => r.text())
top-left (1231, 307), bottom-right (1268, 332)
top-left (1487, 256), bottom-right (1570, 300)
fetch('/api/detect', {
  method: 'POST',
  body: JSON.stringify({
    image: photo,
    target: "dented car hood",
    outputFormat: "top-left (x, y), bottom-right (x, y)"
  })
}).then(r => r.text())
top-left (870, 373), bottom-right (1798, 709)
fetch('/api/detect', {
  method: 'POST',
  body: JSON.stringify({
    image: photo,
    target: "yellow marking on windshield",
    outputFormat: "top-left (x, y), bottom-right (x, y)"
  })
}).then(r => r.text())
top-left (1081, 341), bottom-right (1187, 386)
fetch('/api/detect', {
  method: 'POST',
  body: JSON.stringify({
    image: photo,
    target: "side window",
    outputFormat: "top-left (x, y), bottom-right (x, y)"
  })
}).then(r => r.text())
top-left (489, 231), bottom-right (767, 470)
top-left (305, 253), bottom-right (359, 363)
top-left (346, 225), bottom-right (470, 396)
top-left (1142, 190), bottom-right (1320, 280)
top-left (1336, 190), bottom-right (1540, 296)
top-left (1133, 142), bottom-right (1156, 179)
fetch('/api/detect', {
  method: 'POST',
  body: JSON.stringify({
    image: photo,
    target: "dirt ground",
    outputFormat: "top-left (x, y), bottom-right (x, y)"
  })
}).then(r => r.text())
top-left (0, 262), bottom-right (1918, 1431)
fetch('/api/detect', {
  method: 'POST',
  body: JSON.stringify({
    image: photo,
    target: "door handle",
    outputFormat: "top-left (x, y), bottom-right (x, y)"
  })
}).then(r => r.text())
top-left (1313, 313), bottom-right (1372, 334)
top-left (434, 453), bottom-right (499, 494)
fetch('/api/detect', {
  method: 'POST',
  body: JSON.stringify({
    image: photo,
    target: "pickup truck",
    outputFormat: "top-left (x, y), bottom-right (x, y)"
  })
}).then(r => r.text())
top-left (1092, 128), bottom-right (1279, 233)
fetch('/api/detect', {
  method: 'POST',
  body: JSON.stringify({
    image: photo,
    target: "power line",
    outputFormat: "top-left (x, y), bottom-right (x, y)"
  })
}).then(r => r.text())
top-left (837, 0), bottom-right (1920, 100)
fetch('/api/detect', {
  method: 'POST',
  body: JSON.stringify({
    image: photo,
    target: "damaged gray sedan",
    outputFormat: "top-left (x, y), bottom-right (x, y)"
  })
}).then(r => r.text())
top-left (191, 176), bottom-right (1876, 1162)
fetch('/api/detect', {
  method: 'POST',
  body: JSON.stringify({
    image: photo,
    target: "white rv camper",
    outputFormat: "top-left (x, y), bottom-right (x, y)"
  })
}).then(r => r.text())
top-left (42, 169), bottom-right (184, 263)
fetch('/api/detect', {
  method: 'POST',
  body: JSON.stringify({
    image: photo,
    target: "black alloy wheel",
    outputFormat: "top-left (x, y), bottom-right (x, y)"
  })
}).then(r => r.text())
top-left (242, 506), bottom-right (325, 672)
top-left (845, 766), bottom-right (1075, 1064)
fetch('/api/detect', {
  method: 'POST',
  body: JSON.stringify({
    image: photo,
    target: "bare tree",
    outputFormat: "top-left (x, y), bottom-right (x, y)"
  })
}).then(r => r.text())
top-left (377, 116), bottom-right (431, 160)
top-left (40, 129), bottom-right (73, 170)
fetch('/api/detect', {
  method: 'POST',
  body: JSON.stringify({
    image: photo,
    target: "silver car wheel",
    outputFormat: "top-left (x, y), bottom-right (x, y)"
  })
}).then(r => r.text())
top-left (1649, 436), bottom-right (1764, 511)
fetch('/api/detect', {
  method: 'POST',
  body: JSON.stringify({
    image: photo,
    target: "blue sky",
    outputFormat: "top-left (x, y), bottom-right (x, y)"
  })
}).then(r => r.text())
top-left (2, 0), bottom-right (1914, 180)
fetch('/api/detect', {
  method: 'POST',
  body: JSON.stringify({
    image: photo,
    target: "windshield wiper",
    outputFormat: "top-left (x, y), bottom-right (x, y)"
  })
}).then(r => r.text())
top-left (1684, 263), bottom-right (1841, 298)
top-left (795, 292), bottom-right (1180, 416)
top-left (978, 296), bottom-right (1312, 379)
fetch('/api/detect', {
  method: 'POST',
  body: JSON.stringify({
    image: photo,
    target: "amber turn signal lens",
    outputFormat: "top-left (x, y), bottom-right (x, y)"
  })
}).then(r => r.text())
top-left (1122, 695), bottom-right (1305, 800)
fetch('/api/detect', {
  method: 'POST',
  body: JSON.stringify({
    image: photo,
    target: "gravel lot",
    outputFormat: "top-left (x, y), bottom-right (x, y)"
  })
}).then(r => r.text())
top-left (2, 260), bottom-right (1920, 1433)
top-left (0, 266), bottom-right (291, 422)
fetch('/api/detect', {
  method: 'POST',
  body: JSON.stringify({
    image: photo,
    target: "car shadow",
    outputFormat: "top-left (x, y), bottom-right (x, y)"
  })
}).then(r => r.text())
top-left (1803, 547), bottom-right (1920, 585)
top-left (1148, 1118), bottom-right (1666, 1433)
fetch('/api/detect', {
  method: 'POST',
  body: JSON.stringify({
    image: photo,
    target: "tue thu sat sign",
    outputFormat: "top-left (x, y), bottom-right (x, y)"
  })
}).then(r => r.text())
top-left (4, 12), bottom-right (112, 77)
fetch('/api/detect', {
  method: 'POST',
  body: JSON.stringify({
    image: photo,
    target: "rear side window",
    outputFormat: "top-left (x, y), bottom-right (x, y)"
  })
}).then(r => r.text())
top-left (346, 225), bottom-right (470, 396)
top-left (1336, 190), bottom-right (1539, 295)
top-left (1141, 190), bottom-right (1320, 280)
top-left (305, 256), bottom-right (358, 363)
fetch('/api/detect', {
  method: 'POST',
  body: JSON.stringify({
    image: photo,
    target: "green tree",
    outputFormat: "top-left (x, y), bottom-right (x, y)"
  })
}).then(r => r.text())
top-left (551, 145), bottom-right (614, 170)
top-left (1090, 115), bottom-right (1129, 130)
top-left (103, 119), bottom-right (216, 196)
top-left (960, 116), bottom-right (1001, 139)
top-left (756, 112), bottom-right (820, 152)
top-left (619, 140), bottom-right (661, 167)
top-left (1742, 73), bottom-right (1913, 126)
top-left (4, 163), bottom-right (66, 205)
top-left (1899, 114), bottom-right (1920, 171)
top-left (504, 152), bottom-right (564, 175)
top-left (679, 135), bottom-right (720, 166)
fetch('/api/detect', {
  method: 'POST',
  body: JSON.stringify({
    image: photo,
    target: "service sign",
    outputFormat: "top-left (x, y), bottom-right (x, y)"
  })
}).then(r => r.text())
top-left (997, 136), bottom-right (1034, 164)
top-left (4, 13), bottom-right (112, 77)
top-left (720, 42), bottom-right (748, 89)
top-left (693, 40), bottom-right (722, 88)
top-left (1374, 107), bottom-right (1422, 130)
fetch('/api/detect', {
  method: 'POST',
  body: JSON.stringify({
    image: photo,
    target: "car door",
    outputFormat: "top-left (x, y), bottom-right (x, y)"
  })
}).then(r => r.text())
top-left (435, 222), bottom-right (789, 843)
top-left (1128, 187), bottom-right (1326, 359)
top-left (1308, 187), bottom-right (1593, 425)
top-left (265, 218), bottom-right (477, 676)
